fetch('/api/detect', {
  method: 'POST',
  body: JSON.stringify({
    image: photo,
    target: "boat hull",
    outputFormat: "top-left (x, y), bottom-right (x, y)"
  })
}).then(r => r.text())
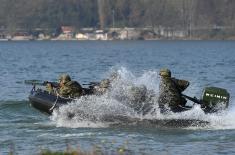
top-left (28, 89), bottom-right (209, 127)
top-left (29, 89), bottom-right (72, 114)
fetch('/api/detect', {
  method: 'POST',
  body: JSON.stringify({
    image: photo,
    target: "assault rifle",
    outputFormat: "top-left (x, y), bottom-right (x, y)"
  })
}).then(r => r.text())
top-left (82, 82), bottom-right (100, 95)
top-left (42, 81), bottom-right (60, 88)
top-left (24, 80), bottom-right (59, 88)
top-left (82, 82), bottom-right (99, 89)
top-left (181, 94), bottom-right (204, 105)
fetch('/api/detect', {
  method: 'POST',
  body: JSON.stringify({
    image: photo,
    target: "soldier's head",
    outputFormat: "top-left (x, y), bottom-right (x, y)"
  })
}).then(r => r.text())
top-left (159, 68), bottom-right (171, 78)
top-left (99, 79), bottom-right (110, 88)
top-left (59, 74), bottom-right (71, 86)
top-left (109, 72), bottom-right (120, 82)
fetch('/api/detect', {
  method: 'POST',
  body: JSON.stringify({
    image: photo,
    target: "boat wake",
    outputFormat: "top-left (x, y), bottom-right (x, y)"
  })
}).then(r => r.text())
top-left (50, 67), bottom-right (235, 129)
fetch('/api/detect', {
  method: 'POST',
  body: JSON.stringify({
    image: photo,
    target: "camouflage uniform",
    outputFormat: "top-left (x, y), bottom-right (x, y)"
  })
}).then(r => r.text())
top-left (92, 72), bottom-right (121, 95)
top-left (158, 69), bottom-right (189, 112)
top-left (128, 85), bottom-right (147, 106)
top-left (127, 85), bottom-right (153, 114)
top-left (46, 83), bottom-right (54, 94)
top-left (93, 79), bottom-right (110, 95)
top-left (58, 74), bottom-right (83, 98)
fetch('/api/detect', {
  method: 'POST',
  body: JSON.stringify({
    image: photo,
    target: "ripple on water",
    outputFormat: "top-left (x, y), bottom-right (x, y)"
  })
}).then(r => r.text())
top-left (1, 41), bottom-right (235, 154)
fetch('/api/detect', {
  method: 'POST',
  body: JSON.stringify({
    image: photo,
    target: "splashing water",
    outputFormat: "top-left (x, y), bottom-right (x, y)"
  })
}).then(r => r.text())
top-left (51, 95), bottom-right (137, 128)
top-left (51, 67), bottom-right (235, 129)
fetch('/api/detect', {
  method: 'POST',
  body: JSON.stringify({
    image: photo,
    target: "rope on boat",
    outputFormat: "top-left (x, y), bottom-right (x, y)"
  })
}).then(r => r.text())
top-left (49, 91), bottom-right (59, 111)
top-left (178, 105), bottom-right (192, 110)
top-left (178, 104), bottom-right (206, 110)
top-left (49, 90), bottom-right (73, 112)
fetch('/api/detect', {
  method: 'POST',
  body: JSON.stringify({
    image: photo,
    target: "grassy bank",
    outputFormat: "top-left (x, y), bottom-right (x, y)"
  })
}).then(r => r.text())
top-left (40, 147), bottom-right (128, 155)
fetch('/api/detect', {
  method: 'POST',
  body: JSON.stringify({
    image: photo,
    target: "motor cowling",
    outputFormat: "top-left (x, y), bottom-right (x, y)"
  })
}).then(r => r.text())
top-left (201, 87), bottom-right (230, 112)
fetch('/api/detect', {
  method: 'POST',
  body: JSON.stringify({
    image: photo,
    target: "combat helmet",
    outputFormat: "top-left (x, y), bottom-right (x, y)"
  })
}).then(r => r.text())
top-left (159, 68), bottom-right (171, 77)
top-left (59, 74), bottom-right (71, 84)
top-left (99, 79), bottom-right (110, 88)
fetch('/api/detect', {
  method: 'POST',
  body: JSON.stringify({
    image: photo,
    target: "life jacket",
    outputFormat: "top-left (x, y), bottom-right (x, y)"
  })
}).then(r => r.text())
top-left (60, 81), bottom-right (83, 98)
top-left (158, 77), bottom-right (189, 108)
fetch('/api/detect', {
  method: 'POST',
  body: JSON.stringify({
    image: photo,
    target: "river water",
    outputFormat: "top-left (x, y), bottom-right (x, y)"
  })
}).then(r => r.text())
top-left (0, 41), bottom-right (235, 154)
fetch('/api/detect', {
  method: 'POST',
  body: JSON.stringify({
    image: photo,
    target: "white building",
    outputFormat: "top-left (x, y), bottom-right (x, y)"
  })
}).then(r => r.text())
top-left (75, 33), bottom-right (89, 40)
top-left (95, 30), bottom-right (108, 40)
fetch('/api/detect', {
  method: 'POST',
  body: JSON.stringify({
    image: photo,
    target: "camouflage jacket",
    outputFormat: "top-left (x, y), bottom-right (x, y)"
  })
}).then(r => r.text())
top-left (59, 81), bottom-right (83, 98)
top-left (93, 79), bottom-right (110, 95)
top-left (158, 77), bottom-right (189, 108)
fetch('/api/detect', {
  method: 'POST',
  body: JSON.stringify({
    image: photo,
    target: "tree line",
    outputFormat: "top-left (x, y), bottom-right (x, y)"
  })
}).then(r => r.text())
top-left (0, 0), bottom-right (235, 34)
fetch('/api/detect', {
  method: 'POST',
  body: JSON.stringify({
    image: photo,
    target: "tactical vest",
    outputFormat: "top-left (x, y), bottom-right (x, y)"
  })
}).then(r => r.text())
top-left (158, 77), bottom-right (189, 108)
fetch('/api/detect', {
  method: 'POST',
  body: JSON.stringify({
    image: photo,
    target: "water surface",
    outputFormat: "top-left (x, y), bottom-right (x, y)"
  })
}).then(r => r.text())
top-left (0, 41), bottom-right (235, 154)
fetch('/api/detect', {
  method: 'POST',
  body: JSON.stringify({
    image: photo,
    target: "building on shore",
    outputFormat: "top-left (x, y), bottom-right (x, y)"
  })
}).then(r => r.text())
top-left (75, 29), bottom-right (108, 40)
top-left (11, 32), bottom-right (34, 41)
top-left (75, 33), bottom-right (89, 40)
top-left (55, 26), bottom-right (75, 40)
top-left (37, 33), bottom-right (51, 40)
top-left (0, 24), bottom-right (234, 41)
top-left (95, 30), bottom-right (108, 40)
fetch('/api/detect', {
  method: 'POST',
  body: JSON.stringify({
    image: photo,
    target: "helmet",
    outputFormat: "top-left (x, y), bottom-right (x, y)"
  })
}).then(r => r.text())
top-left (159, 68), bottom-right (171, 77)
top-left (99, 79), bottom-right (110, 88)
top-left (59, 74), bottom-right (71, 84)
top-left (109, 72), bottom-right (120, 82)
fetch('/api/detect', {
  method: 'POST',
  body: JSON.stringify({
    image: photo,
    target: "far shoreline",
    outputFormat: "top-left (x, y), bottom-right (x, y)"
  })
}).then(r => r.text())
top-left (1, 39), bottom-right (235, 42)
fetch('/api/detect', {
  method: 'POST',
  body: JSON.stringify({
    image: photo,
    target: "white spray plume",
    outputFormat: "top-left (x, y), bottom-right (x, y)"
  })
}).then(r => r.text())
top-left (51, 67), bottom-right (235, 129)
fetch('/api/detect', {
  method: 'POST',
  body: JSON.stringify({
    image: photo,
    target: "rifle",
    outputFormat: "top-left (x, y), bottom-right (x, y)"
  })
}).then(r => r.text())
top-left (43, 81), bottom-right (59, 88)
top-left (82, 82), bottom-right (99, 89)
top-left (24, 80), bottom-right (59, 88)
top-left (82, 82), bottom-right (99, 86)
top-left (181, 94), bottom-right (204, 105)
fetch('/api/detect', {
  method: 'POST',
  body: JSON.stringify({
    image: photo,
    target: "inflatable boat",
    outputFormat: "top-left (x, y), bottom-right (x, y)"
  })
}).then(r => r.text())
top-left (29, 85), bottom-right (230, 127)
top-left (29, 83), bottom-right (230, 114)
top-left (29, 88), bottom-right (72, 114)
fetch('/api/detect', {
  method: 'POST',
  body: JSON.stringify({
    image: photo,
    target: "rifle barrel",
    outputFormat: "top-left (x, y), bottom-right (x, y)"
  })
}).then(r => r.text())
top-left (44, 81), bottom-right (59, 88)
top-left (24, 80), bottom-right (59, 87)
top-left (182, 94), bottom-right (203, 105)
top-left (82, 82), bottom-right (99, 86)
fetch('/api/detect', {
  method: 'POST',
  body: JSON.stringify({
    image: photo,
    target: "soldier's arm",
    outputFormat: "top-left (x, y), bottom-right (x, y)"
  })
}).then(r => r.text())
top-left (175, 79), bottom-right (190, 92)
top-left (73, 81), bottom-right (83, 90)
top-left (59, 86), bottom-right (71, 97)
top-left (46, 83), bottom-right (54, 94)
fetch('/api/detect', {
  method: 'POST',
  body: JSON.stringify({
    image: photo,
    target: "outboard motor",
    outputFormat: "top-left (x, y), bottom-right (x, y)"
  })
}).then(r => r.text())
top-left (201, 87), bottom-right (230, 112)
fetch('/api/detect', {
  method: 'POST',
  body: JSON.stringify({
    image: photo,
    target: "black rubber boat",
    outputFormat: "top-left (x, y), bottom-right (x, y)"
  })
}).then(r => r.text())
top-left (28, 85), bottom-right (230, 127)
top-left (28, 86), bottom-right (192, 115)
top-left (29, 88), bottom-right (73, 114)
top-left (29, 85), bottom-right (230, 114)
top-left (28, 88), bottom-right (209, 127)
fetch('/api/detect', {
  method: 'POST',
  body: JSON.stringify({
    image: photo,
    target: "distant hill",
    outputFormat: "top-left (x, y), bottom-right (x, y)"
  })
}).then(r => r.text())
top-left (0, 0), bottom-right (235, 38)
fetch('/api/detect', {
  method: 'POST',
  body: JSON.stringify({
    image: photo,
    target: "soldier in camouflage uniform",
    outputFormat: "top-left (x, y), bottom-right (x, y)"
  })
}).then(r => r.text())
top-left (158, 68), bottom-right (189, 113)
top-left (92, 72), bottom-right (120, 95)
top-left (46, 82), bottom-right (54, 94)
top-left (93, 79), bottom-right (111, 95)
top-left (58, 74), bottom-right (83, 98)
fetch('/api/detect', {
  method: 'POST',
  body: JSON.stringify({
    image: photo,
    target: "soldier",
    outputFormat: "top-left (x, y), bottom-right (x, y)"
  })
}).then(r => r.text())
top-left (127, 85), bottom-right (151, 114)
top-left (158, 68), bottom-right (189, 113)
top-left (93, 79), bottom-right (111, 95)
top-left (92, 72), bottom-right (120, 95)
top-left (46, 82), bottom-right (54, 94)
top-left (58, 74), bottom-right (83, 98)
